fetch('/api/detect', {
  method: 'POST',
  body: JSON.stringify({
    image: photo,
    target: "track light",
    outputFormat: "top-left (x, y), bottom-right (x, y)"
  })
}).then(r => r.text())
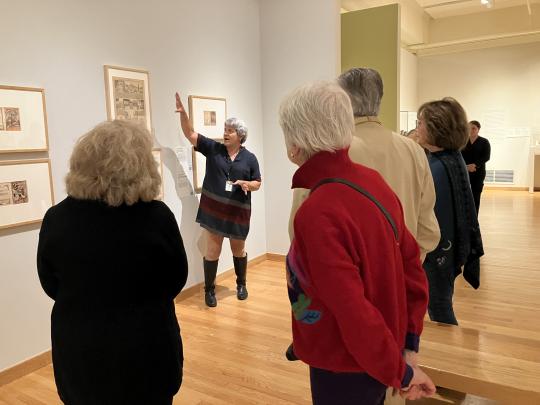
top-left (480, 0), bottom-right (493, 8)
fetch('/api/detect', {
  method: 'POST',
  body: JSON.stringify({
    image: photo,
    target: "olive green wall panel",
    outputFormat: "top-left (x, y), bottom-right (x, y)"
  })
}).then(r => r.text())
top-left (342, 4), bottom-right (400, 131)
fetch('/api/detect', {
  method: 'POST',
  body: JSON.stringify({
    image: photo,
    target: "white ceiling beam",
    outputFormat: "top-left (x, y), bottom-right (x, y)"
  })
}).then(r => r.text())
top-left (423, 0), bottom-right (473, 9)
top-left (407, 29), bottom-right (540, 55)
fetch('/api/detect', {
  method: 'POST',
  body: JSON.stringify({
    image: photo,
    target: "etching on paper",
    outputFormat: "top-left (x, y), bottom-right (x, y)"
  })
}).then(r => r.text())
top-left (11, 180), bottom-right (28, 204)
top-left (112, 77), bottom-right (146, 127)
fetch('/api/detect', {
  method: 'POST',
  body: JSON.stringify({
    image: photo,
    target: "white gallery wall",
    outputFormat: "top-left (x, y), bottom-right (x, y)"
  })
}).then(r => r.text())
top-left (0, 0), bottom-right (342, 372)
top-left (400, 48), bottom-right (418, 113)
top-left (418, 42), bottom-right (540, 187)
top-left (260, 0), bottom-right (341, 254)
top-left (0, 0), bottom-right (268, 372)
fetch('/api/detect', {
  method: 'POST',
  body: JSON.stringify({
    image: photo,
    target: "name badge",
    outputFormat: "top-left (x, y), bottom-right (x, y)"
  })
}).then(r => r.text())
top-left (225, 180), bottom-right (233, 192)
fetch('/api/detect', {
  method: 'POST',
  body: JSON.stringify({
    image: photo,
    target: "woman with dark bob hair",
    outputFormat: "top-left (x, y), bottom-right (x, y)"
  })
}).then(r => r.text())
top-left (37, 120), bottom-right (188, 405)
top-left (416, 97), bottom-right (484, 325)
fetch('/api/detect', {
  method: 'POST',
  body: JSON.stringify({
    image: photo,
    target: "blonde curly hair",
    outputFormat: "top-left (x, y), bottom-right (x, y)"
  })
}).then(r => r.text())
top-left (66, 120), bottom-right (160, 206)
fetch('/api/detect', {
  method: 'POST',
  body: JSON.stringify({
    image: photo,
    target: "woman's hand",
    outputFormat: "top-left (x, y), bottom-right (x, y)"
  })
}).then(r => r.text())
top-left (175, 92), bottom-right (198, 146)
top-left (392, 350), bottom-right (419, 397)
top-left (404, 349), bottom-right (418, 367)
top-left (233, 180), bottom-right (250, 195)
top-left (175, 92), bottom-right (186, 114)
top-left (400, 366), bottom-right (436, 400)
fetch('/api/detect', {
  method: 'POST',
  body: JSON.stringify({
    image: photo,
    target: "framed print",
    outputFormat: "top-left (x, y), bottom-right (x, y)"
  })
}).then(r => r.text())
top-left (152, 148), bottom-right (164, 200)
top-left (104, 65), bottom-right (152, 133)
top-left (188, 95), bottom-right (227, 194)
top-left (188, 95), bottom-right (226, 138)
top-left (0, 85), bottom-right (49, 153)
top-left (0, 159), bottom-right (54, 230)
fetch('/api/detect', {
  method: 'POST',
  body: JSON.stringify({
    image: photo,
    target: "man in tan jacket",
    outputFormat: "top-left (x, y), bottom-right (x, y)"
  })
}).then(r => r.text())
top-left (289, 67), bottom-right (439, 260)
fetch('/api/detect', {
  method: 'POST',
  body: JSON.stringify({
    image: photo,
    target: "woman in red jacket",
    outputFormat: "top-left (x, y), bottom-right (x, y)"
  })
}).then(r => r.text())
top-left (279, 81), bottom-right (436, 405)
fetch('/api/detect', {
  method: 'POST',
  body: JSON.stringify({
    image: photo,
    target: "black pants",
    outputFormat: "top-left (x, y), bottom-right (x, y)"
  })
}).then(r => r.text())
top-left (469, 176), bottom-right (485, 214)
top-left (309, 367), bottom-right (386, 405)
top-left (424, 261), bottom-right (458, 325)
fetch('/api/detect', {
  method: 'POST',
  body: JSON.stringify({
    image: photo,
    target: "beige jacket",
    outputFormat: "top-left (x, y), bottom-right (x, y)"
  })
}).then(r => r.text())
top-left (289, 116), bottom-right (440, 259)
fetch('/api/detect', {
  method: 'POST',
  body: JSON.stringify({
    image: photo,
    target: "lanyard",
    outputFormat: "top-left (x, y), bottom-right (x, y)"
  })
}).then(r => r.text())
top-left (226, 149), bottom-right (240, 180)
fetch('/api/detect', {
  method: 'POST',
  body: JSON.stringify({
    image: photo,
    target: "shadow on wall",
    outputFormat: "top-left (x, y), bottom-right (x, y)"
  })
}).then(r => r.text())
top-left (161, 147), bottom-right (204, 289)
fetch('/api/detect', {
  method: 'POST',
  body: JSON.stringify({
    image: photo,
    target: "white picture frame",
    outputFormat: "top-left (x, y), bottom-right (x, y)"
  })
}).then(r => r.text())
top-left (0, 159), bottom-right (54, 230)
top-left (104, 65), bottom-right (152, 133)
top-left (188, 95), bottom-right (227, 194)
top-left (0, 85), bottom-right (49, 153)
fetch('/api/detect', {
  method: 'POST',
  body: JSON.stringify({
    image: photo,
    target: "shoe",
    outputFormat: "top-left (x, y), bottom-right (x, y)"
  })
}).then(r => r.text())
top-left (205, 289), bottom-right (217, 307)
top-left (237, 285), bottom-right (248, 300)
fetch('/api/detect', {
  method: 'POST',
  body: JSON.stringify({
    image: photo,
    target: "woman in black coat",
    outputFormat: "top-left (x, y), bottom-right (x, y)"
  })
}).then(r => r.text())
top-left (37, 120), bottom-right (188, 405)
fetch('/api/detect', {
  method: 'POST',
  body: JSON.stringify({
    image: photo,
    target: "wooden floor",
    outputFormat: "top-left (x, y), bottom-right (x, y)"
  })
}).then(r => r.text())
top-left (1, 190), bottom-right (539, 405)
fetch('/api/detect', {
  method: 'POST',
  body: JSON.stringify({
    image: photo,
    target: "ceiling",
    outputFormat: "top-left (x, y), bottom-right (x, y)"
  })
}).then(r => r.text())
top-left (342, 0), bottom-right (538, 19)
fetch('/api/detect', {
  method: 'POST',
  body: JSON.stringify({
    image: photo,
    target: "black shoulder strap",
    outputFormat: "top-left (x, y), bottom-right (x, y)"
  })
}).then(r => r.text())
top-left (311, 177), bottom-right (399, 240)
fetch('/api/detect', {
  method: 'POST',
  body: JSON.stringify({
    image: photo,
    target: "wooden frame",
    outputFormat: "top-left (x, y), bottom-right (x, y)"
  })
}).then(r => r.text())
top-left (152, 148), bottom-right (164, 200)
top-left (188, 95), bottom-right (227, 194)
top-left (0, 159), bottom-right (54, 230)
top-left (0, 85), bottom-right (49, 153)
top-left (103, 65), bottom-right (153, 133)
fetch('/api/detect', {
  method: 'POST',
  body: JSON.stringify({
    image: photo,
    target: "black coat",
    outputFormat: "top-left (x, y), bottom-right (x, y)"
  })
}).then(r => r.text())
top-left (37, 197), bottom-right (188, 405)
top-left (461, 136), bottom-right (491, 184)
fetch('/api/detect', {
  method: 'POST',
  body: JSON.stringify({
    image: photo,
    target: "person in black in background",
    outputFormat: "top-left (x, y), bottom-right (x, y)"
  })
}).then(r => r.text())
top-left (461, 120), bottom-right (491, 214)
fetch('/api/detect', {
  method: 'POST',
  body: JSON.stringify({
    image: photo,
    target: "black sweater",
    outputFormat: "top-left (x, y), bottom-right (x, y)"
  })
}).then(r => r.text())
top-left (37, 197), bottom-right (188, 405)
top-left (461, 136), bottom-right (491, 181)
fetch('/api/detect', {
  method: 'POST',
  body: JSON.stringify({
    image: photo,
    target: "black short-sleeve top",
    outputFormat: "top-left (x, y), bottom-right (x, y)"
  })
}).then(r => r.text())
top-left (195, 134), bottom-right (261, 240)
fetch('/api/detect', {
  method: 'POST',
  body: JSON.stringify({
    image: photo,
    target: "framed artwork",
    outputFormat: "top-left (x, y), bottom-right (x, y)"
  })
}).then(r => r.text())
top-left (152, 148), bottom-right (164, 200)
top-left (104, 65), bottom-right (152, 133)
top-left (0, 159), bottom-right (54, 230)
top-left (188, 95), bottom-right (227, 194)
top-left (0, 85), bottom-right (49, 153)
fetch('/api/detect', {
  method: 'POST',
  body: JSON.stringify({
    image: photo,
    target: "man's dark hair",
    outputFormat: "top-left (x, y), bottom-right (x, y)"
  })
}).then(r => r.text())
top-left (469, 120), bottom-right (481, 129)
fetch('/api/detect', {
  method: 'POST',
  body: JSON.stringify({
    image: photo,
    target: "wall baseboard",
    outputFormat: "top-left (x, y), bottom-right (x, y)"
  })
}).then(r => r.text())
top-left (485, 186), bottom-right (529, 191)
top-left (0, 350), bottom-right (51, 387)
top-left (174, 253), bottom-right (271, 303)
top-left (266, 253), bottom-right (286, 262)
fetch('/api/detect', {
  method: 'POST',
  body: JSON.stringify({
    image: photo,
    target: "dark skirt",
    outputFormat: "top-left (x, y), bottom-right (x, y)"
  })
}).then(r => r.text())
top-left (197, 189), bottom-right (251, 240)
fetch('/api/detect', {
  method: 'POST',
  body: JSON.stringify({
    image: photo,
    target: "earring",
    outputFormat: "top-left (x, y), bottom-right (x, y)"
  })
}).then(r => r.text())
top-left (290, 152), bottom-right (295, 158)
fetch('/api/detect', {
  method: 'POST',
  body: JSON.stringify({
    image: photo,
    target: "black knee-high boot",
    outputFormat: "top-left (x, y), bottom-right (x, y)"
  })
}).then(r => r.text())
top-left (233, 254), bottom-right (248, 300)
top-left (203, 258), bottom-right (218, 307)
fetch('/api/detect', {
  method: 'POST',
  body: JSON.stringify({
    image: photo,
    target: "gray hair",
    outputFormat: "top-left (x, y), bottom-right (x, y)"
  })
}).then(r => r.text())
top-left (338, 67), bottom-right (383, 117)
top-left (225, 117), bottom-right (248, 144)
top-left (279, 81), bottom-right (354, 159)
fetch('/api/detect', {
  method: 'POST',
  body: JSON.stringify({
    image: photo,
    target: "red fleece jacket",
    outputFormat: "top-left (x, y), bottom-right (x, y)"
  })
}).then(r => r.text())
top-left (287, 148), bottom-right (428, 389)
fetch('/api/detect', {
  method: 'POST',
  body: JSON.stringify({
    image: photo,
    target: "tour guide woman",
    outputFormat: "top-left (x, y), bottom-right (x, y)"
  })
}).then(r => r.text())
top-left (175, 93), bottom-right (261, 307)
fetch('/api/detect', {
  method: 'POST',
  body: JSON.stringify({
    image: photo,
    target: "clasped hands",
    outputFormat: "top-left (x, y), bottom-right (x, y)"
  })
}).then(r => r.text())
top-left (233, 180), bottom-right (250, 195)
top-left (393, 350), bottom-right (437, 401)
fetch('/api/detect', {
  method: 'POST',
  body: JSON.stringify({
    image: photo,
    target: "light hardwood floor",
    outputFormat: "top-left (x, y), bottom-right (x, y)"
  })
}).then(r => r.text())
top-left (1, 190), bottom-right (539, 405)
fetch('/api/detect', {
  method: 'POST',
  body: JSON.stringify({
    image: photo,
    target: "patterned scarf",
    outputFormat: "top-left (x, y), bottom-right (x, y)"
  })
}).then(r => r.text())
top-left (431, 150), bottom-right (484, 289)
